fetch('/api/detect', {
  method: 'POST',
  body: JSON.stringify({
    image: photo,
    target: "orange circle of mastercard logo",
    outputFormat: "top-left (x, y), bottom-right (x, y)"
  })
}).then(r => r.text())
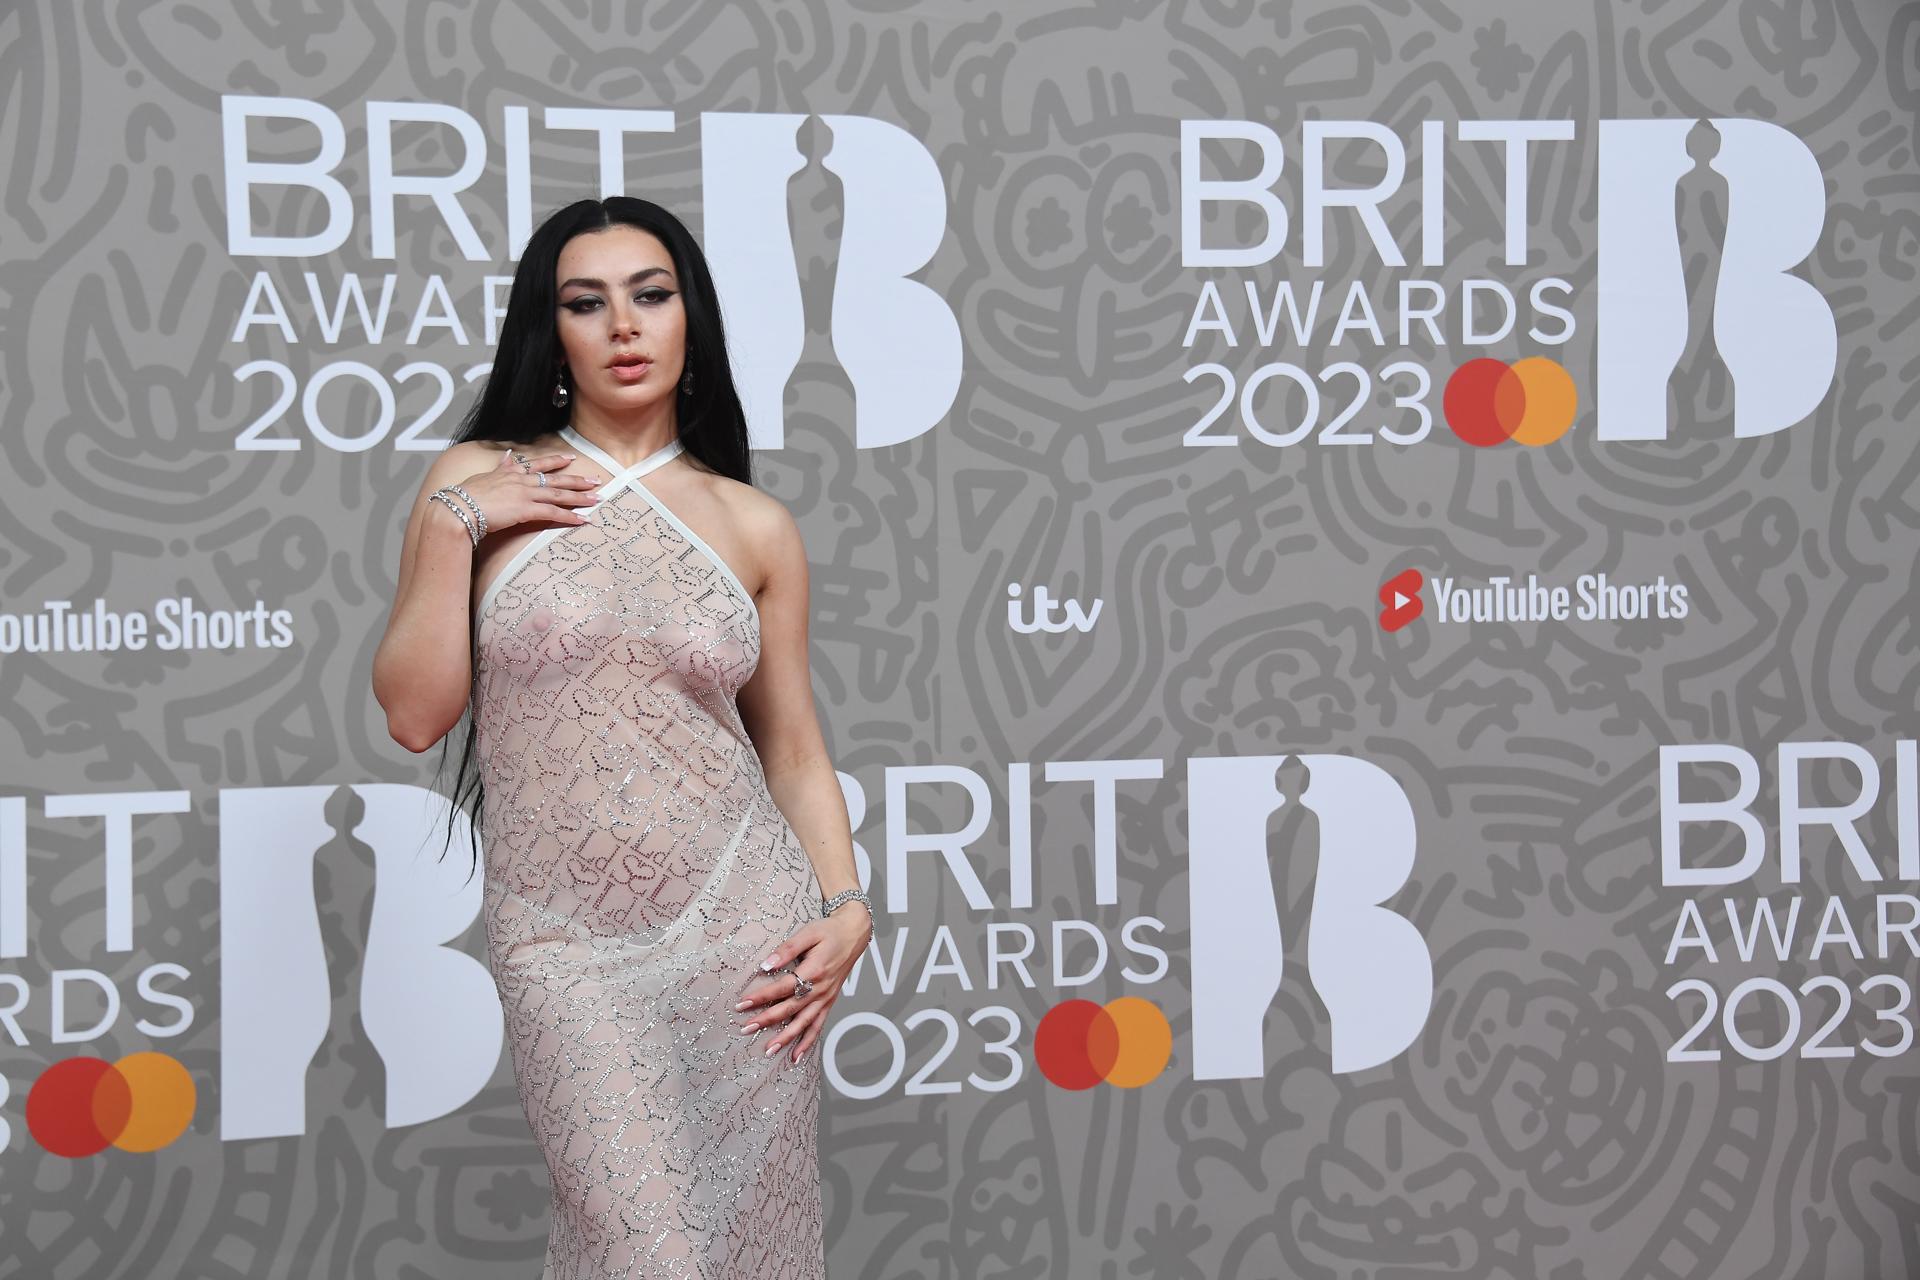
top-left (1034, 997), bottom-right (1172, 1089)
top-left (1443, 356), bottom-right (1577, 447)
top-left (26, 1052), bottom-right (196, 1157)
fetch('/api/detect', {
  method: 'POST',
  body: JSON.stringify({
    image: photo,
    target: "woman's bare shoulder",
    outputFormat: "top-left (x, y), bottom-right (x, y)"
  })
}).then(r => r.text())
top-left (416, 436), bottom-right (559, 493)
top-left (464, 432), bottom-right (568, 456)
top-left (702, 469), bottom-right (787, 525)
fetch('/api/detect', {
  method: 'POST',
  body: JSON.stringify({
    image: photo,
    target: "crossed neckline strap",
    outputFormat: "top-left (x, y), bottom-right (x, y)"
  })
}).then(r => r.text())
top-left (472, 422), bottom-right (760, 639)
top-left (559, 425), bottom-right (683, 491)
top-left (553, 424), bottom-right (762, 632)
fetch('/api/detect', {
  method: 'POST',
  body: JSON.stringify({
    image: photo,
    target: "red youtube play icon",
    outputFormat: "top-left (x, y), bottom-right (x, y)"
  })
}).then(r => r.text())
top-left (1379, 568), bottom-right (1424, 631)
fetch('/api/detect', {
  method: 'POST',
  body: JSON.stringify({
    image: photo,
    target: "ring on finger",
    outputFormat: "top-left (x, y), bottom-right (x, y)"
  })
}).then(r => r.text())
top-left (791, 972), bottom-right (813, 1000)
top-left (536, 471), bottom-right (547, 487)
top-left (511, 451), bottom-right (531, 472)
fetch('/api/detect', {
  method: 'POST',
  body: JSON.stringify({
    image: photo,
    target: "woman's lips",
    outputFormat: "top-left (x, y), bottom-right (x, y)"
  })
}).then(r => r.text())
top-left (609, 361), bottom-right (651, 383)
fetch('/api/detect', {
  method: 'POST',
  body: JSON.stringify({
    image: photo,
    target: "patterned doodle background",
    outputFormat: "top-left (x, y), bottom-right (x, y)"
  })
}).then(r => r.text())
top-left (2, 1), bottom-right (1918, 1276)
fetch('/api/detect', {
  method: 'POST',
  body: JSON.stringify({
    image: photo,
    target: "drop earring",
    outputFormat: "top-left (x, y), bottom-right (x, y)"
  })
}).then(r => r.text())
top-left (552, 368), bottom-right (570, 409)
top-left (681, 350), bottom-right (695, 395)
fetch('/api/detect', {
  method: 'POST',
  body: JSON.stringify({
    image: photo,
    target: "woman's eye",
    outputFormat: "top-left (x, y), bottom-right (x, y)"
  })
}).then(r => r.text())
top-left (637, 289), bottom-right (672, 304)
top-left (564, 298), bottom-right (601, 312)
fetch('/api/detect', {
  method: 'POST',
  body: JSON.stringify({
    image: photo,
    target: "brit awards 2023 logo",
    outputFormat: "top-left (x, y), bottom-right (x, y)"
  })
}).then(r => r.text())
top-left (220, 97), bottom-right (962, 456)
top-left (1656, 741), bottom-right (1919, 1066)
top-left (816, 752), bottom-right (1434, 1097)
top-left (1178, 117), bottom-right (1837, 451)
top-left (0, 784), bottom-right (501, 1155)
top-left (3, 749), bottom-right (1433, 1144)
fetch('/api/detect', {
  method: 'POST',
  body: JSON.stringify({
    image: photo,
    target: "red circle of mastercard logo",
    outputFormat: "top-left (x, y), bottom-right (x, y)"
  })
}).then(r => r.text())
top-left (1444, 356), bottom-right (1577, 447)
top-left (26, 1053), bottom-right (196, 1157)
top-left (1034, 997), bottom-right (1172, 1089)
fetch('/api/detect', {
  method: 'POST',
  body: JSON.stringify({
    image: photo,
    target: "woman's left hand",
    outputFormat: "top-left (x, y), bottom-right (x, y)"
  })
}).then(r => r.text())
top-left (735, 908), bottom-right (874, 1064)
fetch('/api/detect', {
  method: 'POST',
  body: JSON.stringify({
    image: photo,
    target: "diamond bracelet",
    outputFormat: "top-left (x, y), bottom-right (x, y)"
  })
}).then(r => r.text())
top-left (428, 491), bottom-right (479, 546)
top-left (428, 486), bottom-right (488, 547)
top-left (821, 888), bottom-right (873, 925)
top-left (444, 484), bottom-right (487, 538)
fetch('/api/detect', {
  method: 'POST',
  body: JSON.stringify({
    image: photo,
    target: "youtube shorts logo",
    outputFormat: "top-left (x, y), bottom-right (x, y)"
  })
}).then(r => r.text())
top-left (1379, 568), bottom-right (1424, 631)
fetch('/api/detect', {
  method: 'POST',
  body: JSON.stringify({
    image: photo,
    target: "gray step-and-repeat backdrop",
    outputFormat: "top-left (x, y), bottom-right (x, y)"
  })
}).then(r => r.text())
top-left (3, 1), bottom-right (1918, 1276)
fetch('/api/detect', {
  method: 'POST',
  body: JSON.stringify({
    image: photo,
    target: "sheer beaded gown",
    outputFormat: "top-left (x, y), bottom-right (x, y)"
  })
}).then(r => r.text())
top-left (469, 424), bottom-right (827, 1279)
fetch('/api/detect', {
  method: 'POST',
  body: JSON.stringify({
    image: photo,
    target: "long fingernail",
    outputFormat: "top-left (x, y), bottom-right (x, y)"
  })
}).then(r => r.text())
top-left (739, 1022), bottom-right (758, 1034)
top-left (765, 1041), bottom-right (780, 1056)
top-left (734, 1000), bottom-right (751, 1011)
top-left (760, 956), bottom-right (777, 971)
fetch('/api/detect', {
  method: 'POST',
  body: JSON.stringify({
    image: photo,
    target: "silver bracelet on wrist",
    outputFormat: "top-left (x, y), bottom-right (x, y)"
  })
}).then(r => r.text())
top-left (444, 484), bottom-right (488, 539)
top-left (822, 888), bottom-right (873, 928)
top-left (429, 490), bottom-right (480, 547)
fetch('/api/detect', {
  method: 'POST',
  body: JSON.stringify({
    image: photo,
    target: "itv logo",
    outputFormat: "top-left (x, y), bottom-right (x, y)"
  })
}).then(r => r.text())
top-left (1007, 582), bottom-right (1104, 634)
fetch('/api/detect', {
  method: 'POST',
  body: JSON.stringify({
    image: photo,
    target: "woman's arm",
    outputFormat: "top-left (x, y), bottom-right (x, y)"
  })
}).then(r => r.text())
top-left (763, 758), bottom-right (859, 900)
top-left (736, 498), bottom-right (861, 906)
top-left (734, 496), bottom-right (870, 1063)
top-left (375, 443), bottom-right (604, 750)
top-left (372, 442), bottom-right (496, 752)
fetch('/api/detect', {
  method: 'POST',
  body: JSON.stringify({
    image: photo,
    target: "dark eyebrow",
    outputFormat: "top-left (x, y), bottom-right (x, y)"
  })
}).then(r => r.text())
top-left (557, 267), bottom-right (673, 291)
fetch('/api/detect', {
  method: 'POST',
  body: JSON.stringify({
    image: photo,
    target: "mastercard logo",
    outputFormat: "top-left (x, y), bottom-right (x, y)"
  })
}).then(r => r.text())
top-left (1443, 356), bottom-right (1578, 447)
top-left (25, 1052), bottom-right (197, 1157)
top-left (1034, 997), bottom-right (1172, 1089)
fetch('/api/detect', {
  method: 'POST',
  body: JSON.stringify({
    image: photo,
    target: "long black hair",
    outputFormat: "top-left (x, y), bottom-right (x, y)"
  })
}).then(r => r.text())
top-left (433, 196), bottom-right (755, 871)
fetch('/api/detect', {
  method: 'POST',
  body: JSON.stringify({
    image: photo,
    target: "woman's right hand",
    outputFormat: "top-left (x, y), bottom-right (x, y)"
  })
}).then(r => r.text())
top-left (451, 447), bottom-right (607, 533)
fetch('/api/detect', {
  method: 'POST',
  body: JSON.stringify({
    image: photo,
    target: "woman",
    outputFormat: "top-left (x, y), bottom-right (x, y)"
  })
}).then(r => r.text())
top-left (371, 196), bottom-right (870, 1279)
